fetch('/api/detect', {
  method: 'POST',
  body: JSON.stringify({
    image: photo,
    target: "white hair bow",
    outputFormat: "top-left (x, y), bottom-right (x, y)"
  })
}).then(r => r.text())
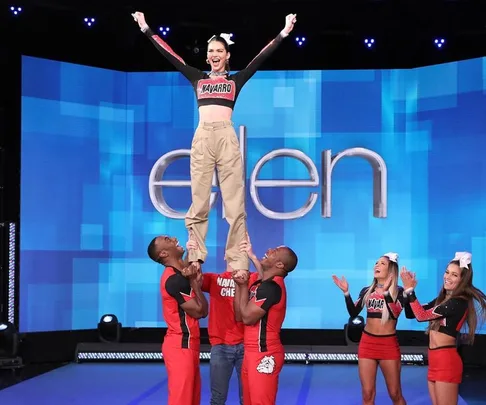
top-left (453, 251), bottom-right (472, 268)
top-left (208, 33), bottom-right (235, 45)
top-left (383, 252), bottom-right (399, 263)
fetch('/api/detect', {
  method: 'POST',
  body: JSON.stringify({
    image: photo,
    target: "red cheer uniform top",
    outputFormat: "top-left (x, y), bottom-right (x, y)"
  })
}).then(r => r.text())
top-left (202, 271), bottom-right (260, 346)
top-left (160, 266), bottom-right (200, 351)
top-left (244, 276), bottom-right (286, 353)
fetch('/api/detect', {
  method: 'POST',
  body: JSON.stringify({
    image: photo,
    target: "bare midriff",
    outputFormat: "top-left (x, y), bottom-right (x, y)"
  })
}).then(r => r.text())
top-left (198, 105), bottom-right (233, 123)
top-left (428, 330), bottom-right (456, 349)
top-left (364, 318), bottom-right (397, 335)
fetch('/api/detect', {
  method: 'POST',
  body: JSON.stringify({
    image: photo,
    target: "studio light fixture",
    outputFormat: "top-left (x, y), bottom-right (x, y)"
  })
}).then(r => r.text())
top-left (345, 316), bottom-right (365, 345)
top-left (97, 314), bottom-right (122, 343)
top-left (0, 322), bottom-right (17, 357)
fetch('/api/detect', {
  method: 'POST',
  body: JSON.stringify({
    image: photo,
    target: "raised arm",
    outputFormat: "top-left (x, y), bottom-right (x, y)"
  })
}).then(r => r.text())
top-left (344, 287), bottom-right (368, 318)
top-left (332, 275), bottom-right (366, 318)
top-left (406, 290), bottom-right (467, 322)
top-left (233, 14), bottom-right (296, 84)
top-left (132, 12), bottom-right (203, 81)
top-left (240, 234), bottom-right (263, 279)
top-left (402, 289), bottom-right (435, 319)
top-left (234, 281), bottom-right (243, 322)
top-left (399, 267), bottom-right (440, 320)
top-left (187, 272), bottom-right (209, 318)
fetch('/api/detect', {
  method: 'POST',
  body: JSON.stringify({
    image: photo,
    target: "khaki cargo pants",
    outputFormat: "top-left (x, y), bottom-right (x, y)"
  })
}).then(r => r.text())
top-left (185, 121), bottom-right (249, 270)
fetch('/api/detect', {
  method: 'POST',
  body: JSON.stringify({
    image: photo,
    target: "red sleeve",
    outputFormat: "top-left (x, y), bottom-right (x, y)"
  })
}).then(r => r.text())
top-left (408, 292), bottom-right (468, 322)
top-left (165, 274), bottom-right (194, 305)
top-left (202, 273), bottom-right (215, 293)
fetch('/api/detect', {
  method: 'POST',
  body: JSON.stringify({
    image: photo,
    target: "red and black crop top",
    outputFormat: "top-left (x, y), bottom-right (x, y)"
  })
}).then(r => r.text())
top-left (345, 286), bottom-right (414, 320)
top-left (142, 27), bottom-right (285, 110)
top-left (406, 290), bottom-right (469, 338)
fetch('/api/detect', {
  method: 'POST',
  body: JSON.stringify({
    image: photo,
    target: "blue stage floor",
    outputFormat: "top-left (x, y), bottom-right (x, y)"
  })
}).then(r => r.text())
top-left (0, 363), bottom-right (469, 404)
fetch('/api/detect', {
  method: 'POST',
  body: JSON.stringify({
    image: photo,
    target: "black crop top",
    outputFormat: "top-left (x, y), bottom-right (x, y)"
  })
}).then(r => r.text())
top-left (407, 290), bottom-right (469, 338)
top-left (345, 286), bottom-right (413, 321)
top-left (143, 27), bottom-right (285, 110)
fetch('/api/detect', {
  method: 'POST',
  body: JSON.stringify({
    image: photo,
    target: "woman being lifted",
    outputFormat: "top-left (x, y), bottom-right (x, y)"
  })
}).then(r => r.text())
top-left (132, 11), bottom-right (296, 277)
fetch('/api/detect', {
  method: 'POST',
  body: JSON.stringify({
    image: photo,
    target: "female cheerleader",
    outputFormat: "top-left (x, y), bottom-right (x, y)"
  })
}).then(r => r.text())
top-left (132, 11), bottom-right (296, 277)
top-left (332, 253), bottom-right (409, 405)
top-left (398, 252), bottom-right (486, 405)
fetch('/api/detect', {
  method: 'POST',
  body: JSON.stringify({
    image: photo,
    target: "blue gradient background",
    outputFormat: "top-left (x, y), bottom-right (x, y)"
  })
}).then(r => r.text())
top-left (20, 55), bottom-right (486, 333)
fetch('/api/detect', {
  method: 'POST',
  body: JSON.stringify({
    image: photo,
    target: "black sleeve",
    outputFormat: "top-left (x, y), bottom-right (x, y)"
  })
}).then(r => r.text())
top-left (143, 27), bottom-right (204, 82)
top-left (232, 33), bottom-right (285, 87)
top-left (165, 274), bottom-right (192, 306)
top-left (344, 287), bottom-right (368, 318)
top-left (255, 281), bottom-right (282, 312)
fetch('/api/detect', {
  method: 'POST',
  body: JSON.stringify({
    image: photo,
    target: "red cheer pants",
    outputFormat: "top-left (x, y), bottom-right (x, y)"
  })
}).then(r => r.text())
top-left (162, 343), bottom-right (201, 405)
top-left (241, 350), bottom-right (284, 405)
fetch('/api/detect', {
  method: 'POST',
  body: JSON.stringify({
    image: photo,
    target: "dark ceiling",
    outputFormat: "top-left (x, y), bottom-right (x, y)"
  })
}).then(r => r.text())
top-left (1, 0), bottom-right (486, 71)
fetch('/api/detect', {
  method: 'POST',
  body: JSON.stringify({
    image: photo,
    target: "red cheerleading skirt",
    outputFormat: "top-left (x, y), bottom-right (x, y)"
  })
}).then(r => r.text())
top-left (358, 330), bottom-right (401, 361)
top-left (428, 346), bottom-right (463, 384)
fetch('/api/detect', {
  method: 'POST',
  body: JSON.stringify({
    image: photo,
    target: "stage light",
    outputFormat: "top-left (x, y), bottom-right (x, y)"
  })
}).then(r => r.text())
top-left (84, 17), bottom-right (95, 27)
top-left (10, 6), bottom-right (22, 15)
top-left (364, 38), bottom-right (375, 48)
top-left (434, 38), bottom-right (445, 48)
top-left (295, 36), bottom-right (306, 46)
top-left (97, 314), bottom-right (122, 343)
top-left (351, 317), bottom-right (364, 326)
top-left (0, 322), bottom-right (19, 358)
top-left (344, 316), bottom-right (365, 345)
top-left (158, 26), bottom-right (170, 36)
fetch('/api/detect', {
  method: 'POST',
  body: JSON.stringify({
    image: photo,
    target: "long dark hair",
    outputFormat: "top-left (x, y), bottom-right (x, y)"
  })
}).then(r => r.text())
top-left (429, 260), bottom-right (486, 344)
top-left (208, 36), bottom-right (231, 72)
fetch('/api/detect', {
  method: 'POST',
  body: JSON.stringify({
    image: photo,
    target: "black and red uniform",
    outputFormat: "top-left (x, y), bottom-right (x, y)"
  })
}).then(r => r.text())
top-left (142, 27), bottom-right (285, 109)
top-left (242, 276), bottom-right (286, 405)
top-left (345, 286), bottom-right (410, 360)
top-left (160, 266), bottom-right (201, 405)
top-left (407, 290), bottom-right (468, 384)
